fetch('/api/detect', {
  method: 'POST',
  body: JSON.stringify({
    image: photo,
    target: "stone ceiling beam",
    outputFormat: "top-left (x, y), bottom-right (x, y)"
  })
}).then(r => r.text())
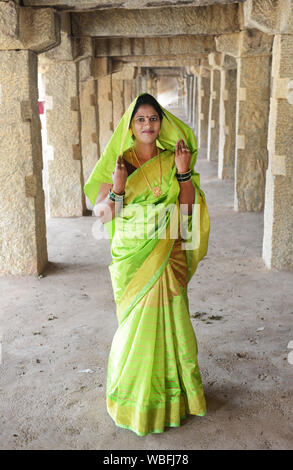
top-left (114, 55), bottom-right (201, 67)
top-left (94, 36), bottom-right (216, 57)
top-left (215, 29), bottom-right (273, 58)
top-left (208, 51), bottom-right (237, 69)
top-left (149, 67), bottom-right (183, 77)
top-left (23, 1), bottom-right (245, 11)
top-left (71, 4), bottom-right (241, 38)
top-left (91, 57), bottom-right (137, 78)
top-left (111, 63), bottom-right (138, 80)
top-left (200, 56), bottom-right (213, 69)
top-left (0, 3), bottom-right (60, 52)
top-left (243, 0), bottom-right (293, 35)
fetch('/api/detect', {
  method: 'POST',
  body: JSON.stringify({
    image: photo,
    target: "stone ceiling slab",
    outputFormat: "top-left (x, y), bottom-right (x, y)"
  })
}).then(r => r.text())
top-left (115, 55), bottom-right (202, 66)
top-left (23, 0), bottom-right (245, 11)
top-left (71, 4), bottom-right (241, 37)
top-left (94, 36), bottom-right (215, 57)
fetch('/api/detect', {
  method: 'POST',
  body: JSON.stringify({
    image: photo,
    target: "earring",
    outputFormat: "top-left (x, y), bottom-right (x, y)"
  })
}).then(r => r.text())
top-left (129, 128), bottom-right (133, 136)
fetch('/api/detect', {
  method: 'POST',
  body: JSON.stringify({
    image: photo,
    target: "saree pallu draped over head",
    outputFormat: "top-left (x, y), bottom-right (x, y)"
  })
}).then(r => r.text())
top-left (84, 93), bottom-right (210, 436)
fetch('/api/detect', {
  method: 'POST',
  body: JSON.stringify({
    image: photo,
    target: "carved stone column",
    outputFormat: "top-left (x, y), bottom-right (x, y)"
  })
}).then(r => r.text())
top-left (263, 34), bottom-right (293, 270)
top-left (216, 30), bottom-right (273, 211)
top-left (207, 67), bottom-right (221, 162)
top-left (0, 2), bottom-right (59, 274)
top-left (197, 66), bottom-right (211, 159)
top-left (209, 53), bottom-right (237, 179)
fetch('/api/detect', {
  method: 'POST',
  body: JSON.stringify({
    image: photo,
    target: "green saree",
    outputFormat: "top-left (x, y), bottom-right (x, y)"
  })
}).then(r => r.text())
top-left (84, 94), bottom-right (210, 436)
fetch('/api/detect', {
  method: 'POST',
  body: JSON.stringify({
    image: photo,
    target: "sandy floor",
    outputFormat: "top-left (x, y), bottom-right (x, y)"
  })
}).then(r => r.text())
top-left (0, 121), bottom-right (293, 450)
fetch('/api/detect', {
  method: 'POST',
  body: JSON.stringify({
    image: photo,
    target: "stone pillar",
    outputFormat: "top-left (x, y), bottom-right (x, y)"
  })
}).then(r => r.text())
top-left (78, 58), bottom-right (99, 211)
top-left (177, 77), bottom-right (184, 107)
top-left (0, 50), bottom-right (48, 275)
top-left (197, 67), bottom-right (210, 159)
top-left (136, 75), bottom-right (142, 95)
top-left (235, 54), bottom-right (271, 211)
top-left (192, 75), bottom-right (197, 130)
top-left (216, 30), bottom-right (273, 211)
top-left (208, 53), bottom-right (238, 179)
top-left (97, 74), bottom-right (113, 154)
top-left (131, 79), bottom-right (136, 101)
top-left (40, 12), bottom-right (85, 217)
top-left (146, 71), bottom-right (155, 96)
top-left (189, 75), bottom-right (195, 124)
top-left (124, 79), bottom-right (133, 110)
top-left (0, 2), bottom-right (60, 274)
top-left (151, 77), bottom-right (158, 99)
top-left (186, 75), bottom-right (191, 122)
top-left (218, 66), bottom-right (237, 179)
top-left (207, 68), bottom-right (221, 162)
top-left (141, 75), bottom-right (148, 95)
top-left (263, 34), bottom-right (293, 270)
top-left (194, 73), bottom-right (200, 138)
top-left (183, 76), bottom-right (188, 113)
top-left (42, 60), bottom-right (84, 217)
top-left (112, 77), bottom-right (124, 129)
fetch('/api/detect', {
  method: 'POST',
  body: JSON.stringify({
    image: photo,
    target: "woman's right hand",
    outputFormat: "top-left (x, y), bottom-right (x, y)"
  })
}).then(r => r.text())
top-left (112, 155), bottom-right (128, 195)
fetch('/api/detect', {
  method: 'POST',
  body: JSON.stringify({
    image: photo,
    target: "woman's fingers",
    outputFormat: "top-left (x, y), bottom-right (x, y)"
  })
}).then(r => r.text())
top-left (115, 155), bottom-right (127, 173)
top-left (176, 139), bottom-right (190, 158)
top-left (116, 154), bottom-right (126, 167)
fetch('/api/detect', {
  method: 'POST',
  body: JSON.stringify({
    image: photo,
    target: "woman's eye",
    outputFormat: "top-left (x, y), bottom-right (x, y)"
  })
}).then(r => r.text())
top-left (151, 117), bottom-right (158, 121)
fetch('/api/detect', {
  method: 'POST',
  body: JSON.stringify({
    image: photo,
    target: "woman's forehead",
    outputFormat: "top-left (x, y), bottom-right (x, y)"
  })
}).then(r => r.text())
top-left (134, 104), bottom-right (158, 117)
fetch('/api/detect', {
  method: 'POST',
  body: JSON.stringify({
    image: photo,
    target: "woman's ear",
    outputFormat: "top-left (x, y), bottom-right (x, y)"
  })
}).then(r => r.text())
top-left (129, 127), bottom-right (135, 140)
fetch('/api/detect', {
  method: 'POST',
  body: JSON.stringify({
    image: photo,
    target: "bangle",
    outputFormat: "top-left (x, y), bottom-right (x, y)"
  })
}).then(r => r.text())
top-left (176, 169), bottom-right (191, 182)
top-left (108, 188), bottom-right (124, 202)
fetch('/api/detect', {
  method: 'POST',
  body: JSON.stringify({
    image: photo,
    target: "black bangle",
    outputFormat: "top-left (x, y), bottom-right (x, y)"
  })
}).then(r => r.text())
top-left (177, 176), bottom-right (191, 182)
top-left (177, 169), bottom-right (191, 176)
top-left (176, 170), bottom-right (191, 182)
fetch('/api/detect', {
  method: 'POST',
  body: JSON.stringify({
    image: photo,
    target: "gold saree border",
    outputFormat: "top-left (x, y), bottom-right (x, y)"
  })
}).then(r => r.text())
top-left (107, 392), bottom-right (206, 437)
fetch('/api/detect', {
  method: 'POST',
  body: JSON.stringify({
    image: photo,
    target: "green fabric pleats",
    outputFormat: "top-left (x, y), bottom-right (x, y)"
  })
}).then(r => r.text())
top-left (106, 242), bottom-right (207, 437)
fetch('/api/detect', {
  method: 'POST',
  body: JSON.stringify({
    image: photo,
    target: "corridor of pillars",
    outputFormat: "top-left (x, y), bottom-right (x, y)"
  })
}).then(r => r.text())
top-left (0, 0), bottom-right (292, 276)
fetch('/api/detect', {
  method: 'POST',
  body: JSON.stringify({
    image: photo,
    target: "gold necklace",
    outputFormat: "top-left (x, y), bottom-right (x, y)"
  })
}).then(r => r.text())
top-left (131, 146), bottom-right (162, 197)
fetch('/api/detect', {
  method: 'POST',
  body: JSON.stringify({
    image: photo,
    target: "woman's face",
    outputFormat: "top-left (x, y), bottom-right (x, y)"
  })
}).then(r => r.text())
top-left (130, 104), bottom-right (161, 144)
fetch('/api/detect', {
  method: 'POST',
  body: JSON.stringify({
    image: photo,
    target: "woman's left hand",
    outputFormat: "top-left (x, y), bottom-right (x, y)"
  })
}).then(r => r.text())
top-left (175, 139), bottom-right (191, 173)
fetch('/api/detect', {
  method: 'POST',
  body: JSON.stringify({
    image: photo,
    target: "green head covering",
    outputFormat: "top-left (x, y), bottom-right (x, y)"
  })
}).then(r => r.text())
top-left (83, 92), bottom-right (198, 207)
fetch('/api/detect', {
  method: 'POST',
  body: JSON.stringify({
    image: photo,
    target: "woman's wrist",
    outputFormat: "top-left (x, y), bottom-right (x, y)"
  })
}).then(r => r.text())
top-left (112, 185), bottom-right (125, 195)
top-left (176, 168), bottom-right (191, 182)
top-left (108, 188), bottom-right (124, 204)
top-left (176, 167), bottom-right (190, 173)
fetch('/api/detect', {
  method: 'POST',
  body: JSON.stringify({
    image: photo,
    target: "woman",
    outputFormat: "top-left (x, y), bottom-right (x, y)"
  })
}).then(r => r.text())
top-left (84, 93), bottom-right (210, 436)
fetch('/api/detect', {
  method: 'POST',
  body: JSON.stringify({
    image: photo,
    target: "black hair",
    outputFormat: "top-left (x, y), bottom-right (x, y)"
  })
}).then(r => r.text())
top-left (130, 93), bottom-right (164, 123)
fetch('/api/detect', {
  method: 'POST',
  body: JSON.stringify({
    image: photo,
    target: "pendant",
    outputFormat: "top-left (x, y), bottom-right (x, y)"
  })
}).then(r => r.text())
top-left (153, 186), bottom-right (162, 197)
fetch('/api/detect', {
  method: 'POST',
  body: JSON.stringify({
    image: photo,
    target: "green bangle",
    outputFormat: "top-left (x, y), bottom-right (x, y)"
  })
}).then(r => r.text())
top-left (108, 188), bottom-right (124, 202)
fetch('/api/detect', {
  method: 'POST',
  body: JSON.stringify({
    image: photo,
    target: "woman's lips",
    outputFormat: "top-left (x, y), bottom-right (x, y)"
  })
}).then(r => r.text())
top-left (143, 131), bottom-right (154, 134)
